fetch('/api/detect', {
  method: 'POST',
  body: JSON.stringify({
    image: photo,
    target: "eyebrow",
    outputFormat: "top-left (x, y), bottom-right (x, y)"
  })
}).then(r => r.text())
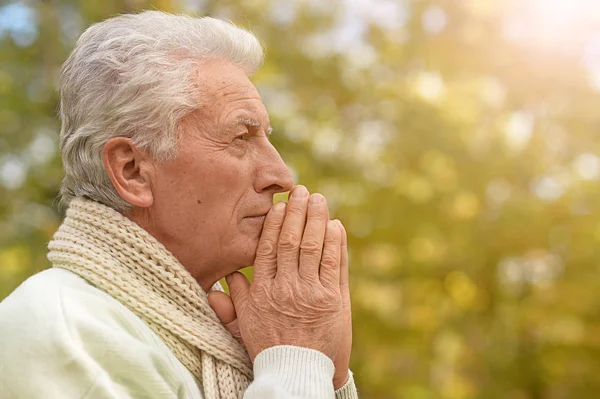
top-left (232, 117), bottom-right (273, 136)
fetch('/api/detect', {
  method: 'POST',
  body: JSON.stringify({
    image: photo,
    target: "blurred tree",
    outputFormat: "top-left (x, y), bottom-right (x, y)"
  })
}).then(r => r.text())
top-left (2, 0), bottom-right (600, 398)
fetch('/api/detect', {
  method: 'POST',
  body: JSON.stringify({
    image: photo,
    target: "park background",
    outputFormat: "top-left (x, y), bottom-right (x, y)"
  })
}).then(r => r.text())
top-left (2, 0), bottom-right (600, 397)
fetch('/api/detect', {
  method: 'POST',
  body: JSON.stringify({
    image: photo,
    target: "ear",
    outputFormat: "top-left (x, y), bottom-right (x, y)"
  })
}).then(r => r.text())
top-left (103, 137), bottom-right (154, 208)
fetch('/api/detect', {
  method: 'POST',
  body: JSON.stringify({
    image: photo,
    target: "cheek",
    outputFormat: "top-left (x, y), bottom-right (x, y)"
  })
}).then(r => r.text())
top-left (156, 151), bottom-right (253, 220)
top-left (204, 159), bottom-right (255, 204)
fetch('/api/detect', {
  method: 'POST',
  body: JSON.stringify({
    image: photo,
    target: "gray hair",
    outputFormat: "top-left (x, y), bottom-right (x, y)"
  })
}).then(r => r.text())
top-left (59, 11), bottom-right (264, 212)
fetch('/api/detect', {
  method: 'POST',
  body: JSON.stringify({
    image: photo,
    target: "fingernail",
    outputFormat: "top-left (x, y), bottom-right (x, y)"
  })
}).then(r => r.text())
top-left (327, 220), bottom-right (337, 230)
top-left (273, 201), bottom-right (286, 212)
top-left (292, 186), bottom-right (308, 198)
top-left (309, 193), bottom-right (324, 205)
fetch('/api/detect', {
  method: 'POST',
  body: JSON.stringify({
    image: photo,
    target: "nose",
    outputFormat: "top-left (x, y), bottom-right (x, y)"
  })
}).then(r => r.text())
top-left (254, 139), bottom-right (294, 194)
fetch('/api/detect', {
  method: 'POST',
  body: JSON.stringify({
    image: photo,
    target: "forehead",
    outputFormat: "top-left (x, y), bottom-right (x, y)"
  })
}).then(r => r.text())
top-left (190, 60), bottom-right (270, 135)
top-left (196, 60), bottom-right (262, 106)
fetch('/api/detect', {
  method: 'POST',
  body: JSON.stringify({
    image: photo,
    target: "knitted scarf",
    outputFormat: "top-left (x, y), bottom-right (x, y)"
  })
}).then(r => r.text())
top-left (47, 197), bottom-right (253, 399)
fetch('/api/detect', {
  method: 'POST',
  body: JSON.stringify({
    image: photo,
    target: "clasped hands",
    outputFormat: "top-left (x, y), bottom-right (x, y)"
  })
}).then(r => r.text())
top-left (208, 185), bottom-right (352, 389)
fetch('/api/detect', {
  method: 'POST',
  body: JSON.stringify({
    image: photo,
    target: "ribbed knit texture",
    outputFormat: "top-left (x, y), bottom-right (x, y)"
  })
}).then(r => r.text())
top-left (47, 197), bottom-right (253, 399)
top-left (253, 346), bottom-right (335, 398)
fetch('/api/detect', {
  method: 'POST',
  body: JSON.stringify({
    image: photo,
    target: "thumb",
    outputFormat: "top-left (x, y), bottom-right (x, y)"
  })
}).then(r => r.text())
top-left (226, 271), bottom-right (251, 309)
top-left (208, 272), bottom-right (250, 346)
top-left (208, 290), bottom-right (236, 324)
top-left (208, 290), bottom-right (244, 345)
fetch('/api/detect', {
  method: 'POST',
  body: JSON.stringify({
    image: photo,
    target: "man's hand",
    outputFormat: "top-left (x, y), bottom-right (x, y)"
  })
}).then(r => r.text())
top-left (208, 186), bottom-right (345, 361)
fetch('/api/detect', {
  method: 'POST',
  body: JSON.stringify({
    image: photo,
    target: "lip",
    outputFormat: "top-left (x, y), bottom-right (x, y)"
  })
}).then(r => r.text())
top-left (245, 214), bottom-right (267, 223)
top-left (247, 211), bottom-right (269, 217)
top-left (246, 206), bottom-right (272, 219)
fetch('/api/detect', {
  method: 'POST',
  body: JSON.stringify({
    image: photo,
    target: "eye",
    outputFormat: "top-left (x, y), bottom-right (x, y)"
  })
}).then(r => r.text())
top-left (234, 134), bottom-right (247, 141)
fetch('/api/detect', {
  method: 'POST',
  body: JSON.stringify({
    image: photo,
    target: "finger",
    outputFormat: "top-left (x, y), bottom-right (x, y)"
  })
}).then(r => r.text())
top-left (336, 220), bottom-right (353, 350)
top-left (319, 220), bottom-right (342, 289)
top-left (337, 220), bottom-right (350, 295)
top-left (276, 185), bottom-right (310, 279)
top-left (336, 219), bottom-right (352, 331)
top-left (298, 193), bottom-right (329, 281)
top-left (254, 201), bottom-right (286, 281)
top-left (207, 291), bottom-right (244, 345)
top-left (226, 272), bottom-right (251, 311)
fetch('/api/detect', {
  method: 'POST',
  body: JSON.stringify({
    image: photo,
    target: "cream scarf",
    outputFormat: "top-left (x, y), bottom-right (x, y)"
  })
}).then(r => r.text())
top-left (47, 197), bottom-right (253, 399)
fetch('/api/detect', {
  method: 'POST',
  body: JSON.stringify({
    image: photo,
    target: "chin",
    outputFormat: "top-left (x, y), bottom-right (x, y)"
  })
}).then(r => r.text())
top-left (229, 238), bottom-right (260, 270)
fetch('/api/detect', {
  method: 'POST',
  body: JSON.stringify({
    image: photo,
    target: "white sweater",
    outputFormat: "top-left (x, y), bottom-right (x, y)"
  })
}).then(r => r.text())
top-left (0, 268), bottom-right (358, 399)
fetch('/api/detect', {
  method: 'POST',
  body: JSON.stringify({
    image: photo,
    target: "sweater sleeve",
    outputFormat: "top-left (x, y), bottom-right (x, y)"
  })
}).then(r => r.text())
top-left (244, 346), bottom-right (336, 399)
top-left (244, 346), bottom-right (359, 399)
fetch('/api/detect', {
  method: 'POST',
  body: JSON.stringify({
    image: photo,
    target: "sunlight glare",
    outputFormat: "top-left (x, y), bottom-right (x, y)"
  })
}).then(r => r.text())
top-left (503, 0), bottom-right (600, 50)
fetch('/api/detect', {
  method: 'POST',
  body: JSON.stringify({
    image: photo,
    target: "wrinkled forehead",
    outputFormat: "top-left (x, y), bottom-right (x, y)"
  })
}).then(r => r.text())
top-left (195, 59), bottom-right (261, 101)
top-left (190, 59), bottom-right (270, 128)
top-left (184, 61), bottom-right (271, 133)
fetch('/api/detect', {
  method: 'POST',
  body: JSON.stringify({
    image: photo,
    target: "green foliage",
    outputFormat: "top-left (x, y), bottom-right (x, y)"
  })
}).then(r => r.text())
top-left (2, 0), bottom-right (600, 397)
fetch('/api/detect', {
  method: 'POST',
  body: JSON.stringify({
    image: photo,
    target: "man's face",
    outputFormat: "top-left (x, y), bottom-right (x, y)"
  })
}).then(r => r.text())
top-left (144, 60), bottom-right (293, 288)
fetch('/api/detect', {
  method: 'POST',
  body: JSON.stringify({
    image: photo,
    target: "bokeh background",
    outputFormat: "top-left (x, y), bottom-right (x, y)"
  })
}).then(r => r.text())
top-left (2, 0), bottom-right (600, 397)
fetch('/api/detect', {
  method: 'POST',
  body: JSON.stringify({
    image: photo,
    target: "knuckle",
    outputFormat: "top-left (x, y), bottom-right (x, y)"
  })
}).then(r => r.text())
top-left (256, 240), bottom-right (277, 260)
top-left (321, 252), bottom-right (338, 268)
top-left (311, 289), bottom-right (341, 309)
top-left (310, 289), bottom-right (329, 303)
top-left (278, 231), bottom-right (300, 251)
top-left (300, 239), bottom-right (322, 255)
top-left (272, 281), bottom-right (295, 302)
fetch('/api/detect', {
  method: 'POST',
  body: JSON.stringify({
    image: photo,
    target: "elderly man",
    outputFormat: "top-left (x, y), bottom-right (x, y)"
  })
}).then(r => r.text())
top-left (0, 11), bottom-right (358, 399)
